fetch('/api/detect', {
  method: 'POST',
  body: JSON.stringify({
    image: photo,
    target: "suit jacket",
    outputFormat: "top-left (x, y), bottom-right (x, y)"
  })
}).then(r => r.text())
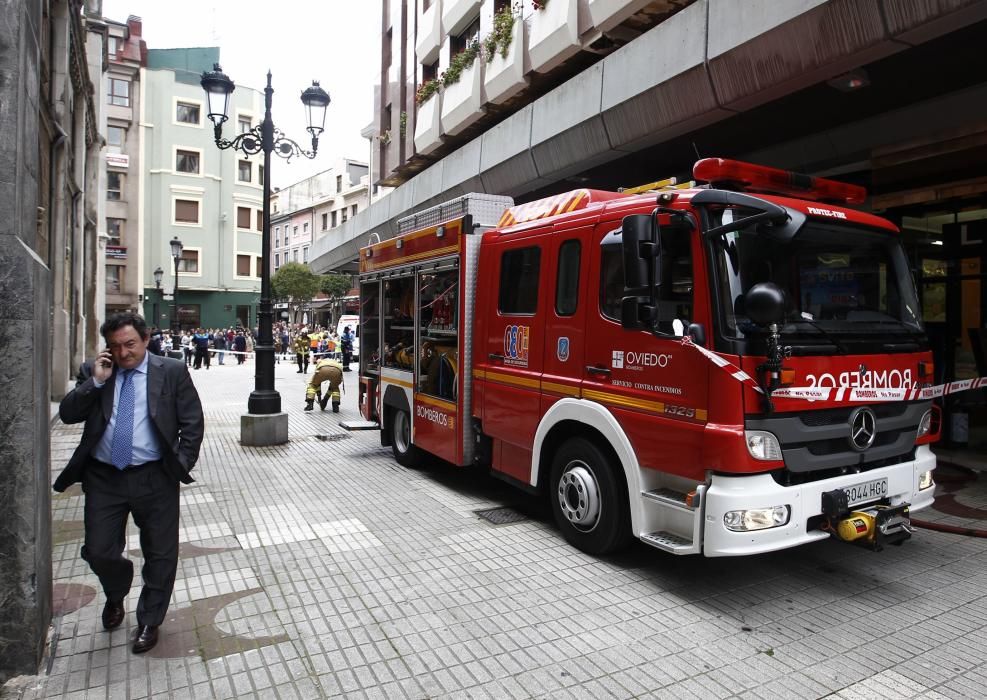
top-left (53, 353), bottom-right (205, 492)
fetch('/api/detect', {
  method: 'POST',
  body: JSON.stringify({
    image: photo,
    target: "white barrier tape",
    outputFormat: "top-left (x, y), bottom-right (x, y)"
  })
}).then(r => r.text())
top-left (680, 336), bottom-right (987, 403)
top-left (680, 336), bottom-right (764, 394)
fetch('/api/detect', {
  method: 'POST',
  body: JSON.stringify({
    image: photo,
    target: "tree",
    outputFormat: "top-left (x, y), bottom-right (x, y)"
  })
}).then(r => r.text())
top-left (320, 273), bottom-right (352, 324)
top-left (271, 262), bottom-right (320, 324)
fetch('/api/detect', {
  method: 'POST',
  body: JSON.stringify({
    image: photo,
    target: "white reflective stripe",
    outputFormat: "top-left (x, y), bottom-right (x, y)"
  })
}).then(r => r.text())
top-left (835, 387), bottom-right (847, 402)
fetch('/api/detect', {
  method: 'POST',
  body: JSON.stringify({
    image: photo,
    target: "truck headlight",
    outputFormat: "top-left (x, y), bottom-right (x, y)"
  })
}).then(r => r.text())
top-left (723, 506), bottom-right (790, 532)
top-left (918, 470), bottom-right (934, 490)
top-left (745, 431), bottom-right (783, 461)
top-left (916, 410), bottom-right (932, 439)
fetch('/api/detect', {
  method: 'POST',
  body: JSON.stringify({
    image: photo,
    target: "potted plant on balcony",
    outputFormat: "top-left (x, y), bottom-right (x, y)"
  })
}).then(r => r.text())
top-left (442, 39), bottom-right (481, 88)
top-left (484, 3), bottom-right (519, 62)
top-left (416, 78), bottom-right (441, 106)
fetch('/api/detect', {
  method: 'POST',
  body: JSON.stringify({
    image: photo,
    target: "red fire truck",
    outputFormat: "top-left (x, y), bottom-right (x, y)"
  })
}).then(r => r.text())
top-left (356, 158), bottom-right (940, 557)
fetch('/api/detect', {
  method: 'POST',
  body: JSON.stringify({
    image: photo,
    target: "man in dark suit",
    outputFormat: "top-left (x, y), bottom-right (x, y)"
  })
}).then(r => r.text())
top-left (55, 312), bottom-right (204, 654)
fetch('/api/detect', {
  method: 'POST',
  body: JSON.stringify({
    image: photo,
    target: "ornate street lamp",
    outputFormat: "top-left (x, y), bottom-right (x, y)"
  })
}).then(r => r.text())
top-left (201, 64), bottom-right (329, 426)
top-left (152, 266), bottom-right (163, 330)
top-left (170, 236), bottom-right (183, 337)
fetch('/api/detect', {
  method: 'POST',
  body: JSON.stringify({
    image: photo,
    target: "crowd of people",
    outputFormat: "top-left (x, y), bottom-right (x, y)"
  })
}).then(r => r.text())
top-left (144, 321), bottom-right (355, 372)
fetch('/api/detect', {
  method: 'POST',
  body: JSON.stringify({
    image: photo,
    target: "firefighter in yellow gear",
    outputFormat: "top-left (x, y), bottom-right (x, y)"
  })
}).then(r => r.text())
top-left (293, 332), bottom-right (310, 373)
top-left (305, 357), bottom-right (344, 412)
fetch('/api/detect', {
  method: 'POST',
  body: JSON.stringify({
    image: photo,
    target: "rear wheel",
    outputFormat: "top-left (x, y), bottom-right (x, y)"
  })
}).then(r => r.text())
top-left (390, 408), bottom-right (423, 468)
top-left (549, 437), bottom-right (630, 554)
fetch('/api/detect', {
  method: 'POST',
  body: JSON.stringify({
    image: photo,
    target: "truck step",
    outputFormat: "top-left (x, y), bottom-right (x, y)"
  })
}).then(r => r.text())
top-left (641, 488), bottom-right (695, 510)
top-left (340, 420), bottom-right (379, 431)
top-left (641, 530), bottom-right (694, 553)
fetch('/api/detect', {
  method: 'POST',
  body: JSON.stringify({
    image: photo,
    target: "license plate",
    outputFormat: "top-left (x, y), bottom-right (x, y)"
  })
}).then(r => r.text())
top-left (844, 478), bottom-right (888, 507)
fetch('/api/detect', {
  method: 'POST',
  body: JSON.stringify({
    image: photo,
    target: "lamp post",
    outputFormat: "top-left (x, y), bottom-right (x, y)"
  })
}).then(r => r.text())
top-left (201, 64), bottom-right (329, 418)
top-left (170, 236), bottom-right (183, 337)
top-left (152, 266), bottom-right (163, 330)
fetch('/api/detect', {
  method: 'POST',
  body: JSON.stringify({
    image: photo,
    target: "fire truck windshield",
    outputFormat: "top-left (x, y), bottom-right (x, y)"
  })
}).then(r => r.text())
top-left (709, 213), bottom-right (924, 346)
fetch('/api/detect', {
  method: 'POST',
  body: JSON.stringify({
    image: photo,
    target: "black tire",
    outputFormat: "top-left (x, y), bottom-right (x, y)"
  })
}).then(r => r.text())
top-left (549, 437), bottom-right (631, 555)
top-left (390, 408), bottom-right (423, 468)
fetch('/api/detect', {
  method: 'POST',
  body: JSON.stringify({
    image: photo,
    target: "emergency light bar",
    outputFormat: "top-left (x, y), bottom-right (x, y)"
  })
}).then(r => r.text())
top-left (693, 158), bottom-right (867, 205)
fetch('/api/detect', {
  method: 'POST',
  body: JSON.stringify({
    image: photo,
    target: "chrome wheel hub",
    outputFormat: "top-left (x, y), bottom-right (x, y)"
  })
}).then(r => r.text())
top-left (557, 462), bottom-right (601, 530)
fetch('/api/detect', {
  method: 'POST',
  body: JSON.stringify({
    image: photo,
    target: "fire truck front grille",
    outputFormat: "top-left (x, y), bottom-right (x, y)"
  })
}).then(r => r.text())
top-left (796, 402), bottom-right (908, 427)
top-left (746, 401), bottom-right (929, 474)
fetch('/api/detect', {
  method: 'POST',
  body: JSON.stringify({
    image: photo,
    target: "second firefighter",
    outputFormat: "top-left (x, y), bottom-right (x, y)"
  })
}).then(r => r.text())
top-left (305, 357), bottom-right (344, 412)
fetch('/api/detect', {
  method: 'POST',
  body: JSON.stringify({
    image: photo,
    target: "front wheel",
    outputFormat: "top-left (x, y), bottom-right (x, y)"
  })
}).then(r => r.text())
top-left (549, 437), bottom-right (630, 555)
top-left (391, 408), bottom-right (423, 468)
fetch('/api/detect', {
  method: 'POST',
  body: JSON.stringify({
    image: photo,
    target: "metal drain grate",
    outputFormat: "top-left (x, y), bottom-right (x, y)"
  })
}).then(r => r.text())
top-left (315, 433), bottom-right (352, 442)
top-left (475, 506), bottom-right (527, 525)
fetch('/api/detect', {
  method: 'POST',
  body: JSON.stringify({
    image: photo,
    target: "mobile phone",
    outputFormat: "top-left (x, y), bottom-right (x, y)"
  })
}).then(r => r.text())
top-left (100, 349), bottom-right (114, 368)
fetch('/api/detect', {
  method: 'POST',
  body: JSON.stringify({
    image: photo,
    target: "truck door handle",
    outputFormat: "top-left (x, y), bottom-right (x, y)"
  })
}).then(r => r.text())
top-left (488, 353), bottom-right (505, 361)
top-left (586, 365), bottom-right (611, 376)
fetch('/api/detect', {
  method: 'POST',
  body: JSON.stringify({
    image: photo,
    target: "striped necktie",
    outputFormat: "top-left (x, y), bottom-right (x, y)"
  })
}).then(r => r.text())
top-left (110, 369), bottom-right (135, 470)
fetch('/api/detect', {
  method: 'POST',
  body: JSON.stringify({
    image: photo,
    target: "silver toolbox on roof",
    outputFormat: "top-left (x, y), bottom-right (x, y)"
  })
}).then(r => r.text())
top-left (396, 193), bottom-right (514, 234)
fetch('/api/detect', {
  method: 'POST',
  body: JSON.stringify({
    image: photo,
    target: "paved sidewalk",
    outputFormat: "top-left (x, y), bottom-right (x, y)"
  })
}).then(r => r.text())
top-left (6, 357), bottom-right (987, 699)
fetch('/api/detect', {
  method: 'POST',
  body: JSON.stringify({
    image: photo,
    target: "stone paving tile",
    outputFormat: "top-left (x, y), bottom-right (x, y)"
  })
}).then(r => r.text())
top-left (4, 358), bottom-right (986, 699)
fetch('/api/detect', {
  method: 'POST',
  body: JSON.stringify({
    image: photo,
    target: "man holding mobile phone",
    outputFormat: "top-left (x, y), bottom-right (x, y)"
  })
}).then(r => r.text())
top-left (54, 312), bottom-right (204, 654)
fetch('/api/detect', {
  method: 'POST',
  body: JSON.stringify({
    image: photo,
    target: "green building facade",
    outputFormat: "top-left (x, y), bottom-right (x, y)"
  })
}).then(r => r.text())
top-left (140, 47), bottom-right (265, 332)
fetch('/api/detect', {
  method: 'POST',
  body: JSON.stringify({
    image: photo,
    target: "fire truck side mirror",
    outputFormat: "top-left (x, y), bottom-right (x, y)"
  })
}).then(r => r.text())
top-left (745, 282), bottom-right (787, 327)
top-left (620, 296), bottom-right (656, 330)
top-left (621, 214), bottom-right (660, 293)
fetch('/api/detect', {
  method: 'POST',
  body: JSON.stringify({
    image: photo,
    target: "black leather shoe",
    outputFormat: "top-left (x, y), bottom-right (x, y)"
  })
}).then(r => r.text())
top-left (132, 625), bottom-right (159, 654)
top-left (102, 600), bottom-right (125, 630)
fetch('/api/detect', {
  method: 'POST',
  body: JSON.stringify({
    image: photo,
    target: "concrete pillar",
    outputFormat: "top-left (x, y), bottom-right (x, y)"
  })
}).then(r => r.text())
top-left (0, 0), bottom-right (54, 683)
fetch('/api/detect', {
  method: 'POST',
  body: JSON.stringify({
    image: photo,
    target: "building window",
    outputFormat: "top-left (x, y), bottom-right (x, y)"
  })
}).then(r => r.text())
top-left (174, 199), bottom-right (199, 224)
top-left (303, 222), bottom-right (309, 233)
top-left (238, 117), bottom-right (251, 133)
top-left (351, 204), bottom-right (358, 216)
top-left (331, 211), bottom-right (337, 227)
top-left (108, 36), bottom-right (121, 57)
top-left (106, 217), bottom-right (124, 245)
top-left (274, 253), bottom-right (279, 267)
top-left (275, 227), bottom-right (280, 247)
top-left (292, 249), bottom-right (298, 262)
top-left (237, 254), bottom-right (251, 276)
top-left (175, 101), bottom-right (200, 124)
top-left (255, 256), bottom-right (262, 276)
top-left (303, 246), bottom-right (309, 263)
top-left (107, 171), bottom-right (123, 200)
top-left (256, 211), bottom-right (263, 231)
top-left (423, 60), bottom-right (439, 83)
top-left (341, 209), bottom-right (348, 223)
top-left (321, 213), bottom-right (328, 230)
top-left (498, 246), bottom-right (541, 315)
top-left (106, 265), bottom-right (122, 293)
top-left (108, 78), bottom-right (130, 106)
top-left (258, 164), bottom-right (264, 184)
top-left (107, 125), bottom-right (125, 147)
top-left (293, 226), bottom-right (298, 237)
top-left (178, 249), bottom-right (199, 273)
top-left (236, 206), bottom-right (252, 229)
top-left (451, 17), bottom-right (480, 56)
top-left (175, 149), bottom-right (200, 174)
top-left (238, 160), bottom-right (251, 182)
top-left (336, 175), bottom-right (342, 193)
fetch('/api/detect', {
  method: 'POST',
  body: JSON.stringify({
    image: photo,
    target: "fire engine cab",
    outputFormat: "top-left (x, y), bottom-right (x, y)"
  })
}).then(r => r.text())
top-left (356, 158), bottom-right (940, 557)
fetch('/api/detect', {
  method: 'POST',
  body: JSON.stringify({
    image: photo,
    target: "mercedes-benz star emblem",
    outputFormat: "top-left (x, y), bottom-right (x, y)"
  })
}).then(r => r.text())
top-left (848, 407), bottom-right (877, 451)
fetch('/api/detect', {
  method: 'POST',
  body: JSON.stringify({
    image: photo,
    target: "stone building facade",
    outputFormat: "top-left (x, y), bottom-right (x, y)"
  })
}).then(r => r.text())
top-left (0, 0), bottom-right (106, 681)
